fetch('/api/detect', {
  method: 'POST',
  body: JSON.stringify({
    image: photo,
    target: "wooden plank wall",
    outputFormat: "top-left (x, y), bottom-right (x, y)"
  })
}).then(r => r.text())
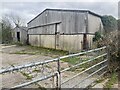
top-left (28, 10), bottom-right (86, 35)
top-left (28, 9), bottom-right (103, 51)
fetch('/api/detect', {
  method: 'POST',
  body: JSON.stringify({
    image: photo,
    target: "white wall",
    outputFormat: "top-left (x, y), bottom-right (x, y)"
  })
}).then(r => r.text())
top-left (29, 34), bottom-right (84, 52)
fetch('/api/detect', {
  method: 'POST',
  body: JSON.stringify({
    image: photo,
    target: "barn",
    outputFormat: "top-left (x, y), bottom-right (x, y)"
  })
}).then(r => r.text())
top-left (27, 9), bottom-right (103, 52)
top-left (13, 26), bottom-right (28, 44)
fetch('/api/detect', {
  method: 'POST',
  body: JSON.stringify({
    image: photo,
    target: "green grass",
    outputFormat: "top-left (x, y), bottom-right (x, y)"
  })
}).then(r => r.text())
top-left (13, 45), bottom-right (105, 73)
top-left (32, 68), bottom-right (41, 73)
top-left (61, 55), bottom-right (105, 73)
top-left (62, 56), bottom-right (90, 72)
top-left (13, 45), bottom-right (69, 57)
top-left (62, 56), bottom-right (81, 65)
top-left (104, 72), bottom-right (118, 88)
top-left (95, 77), bottom-right (106, 84)
top-left (20, 71), bottom-right (33, 80)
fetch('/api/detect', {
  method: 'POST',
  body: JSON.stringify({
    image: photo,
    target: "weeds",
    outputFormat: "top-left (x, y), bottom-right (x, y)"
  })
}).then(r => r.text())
top-left (62, 56), bottom-right (81, 65)
top-left (13, 45), bottom-right (68, 57)
top-left (32, 68), bottom-right (41, 73)
top-left (104, 72), bottom-right (118, 88)
top-left (20, 71), bottom-right (33, 80)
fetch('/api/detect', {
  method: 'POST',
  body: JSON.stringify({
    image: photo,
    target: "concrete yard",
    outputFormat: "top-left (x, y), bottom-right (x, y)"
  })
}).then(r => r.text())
top-left (0, 44), bottom-right (105, 89)
top-left (1, 45), bottom-right (53, 88)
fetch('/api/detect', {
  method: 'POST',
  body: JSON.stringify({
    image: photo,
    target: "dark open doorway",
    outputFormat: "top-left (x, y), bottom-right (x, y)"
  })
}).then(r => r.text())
top-left (17, 32), bottom-right (20, 42)
top-left (83, 34), bottom-right (88, 50)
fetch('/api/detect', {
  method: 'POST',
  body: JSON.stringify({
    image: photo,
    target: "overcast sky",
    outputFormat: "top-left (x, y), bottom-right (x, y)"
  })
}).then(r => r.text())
top-left (1, 1), bottom-right (119, 26)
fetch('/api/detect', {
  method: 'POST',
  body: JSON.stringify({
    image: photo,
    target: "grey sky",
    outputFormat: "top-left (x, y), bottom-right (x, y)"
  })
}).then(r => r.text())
top-left (1, 2), bottom-right (119, 26)
top-left (118, 1), bottom-right (120, 19)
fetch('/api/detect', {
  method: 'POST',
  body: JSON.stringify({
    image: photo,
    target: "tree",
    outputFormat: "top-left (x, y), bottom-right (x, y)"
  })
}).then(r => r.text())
top-left (118, 19), bottom-right (120, 31)
top-left (1, 13), bottom-right (27, 44)
top-left (118, 19), bottom-right (120, 62)
top-left (1, 16), bottom-right (13, 44)
top-left (0, 22), bottom-right (2, 43)
top-left (101, 15), bottom-right (117, 33)
top-left (6, 13), bottom-right (26, 27)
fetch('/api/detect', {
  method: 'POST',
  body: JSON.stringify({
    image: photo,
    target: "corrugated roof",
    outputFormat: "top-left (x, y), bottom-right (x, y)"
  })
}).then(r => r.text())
top-left (27, 8), bottom-right (102, 24)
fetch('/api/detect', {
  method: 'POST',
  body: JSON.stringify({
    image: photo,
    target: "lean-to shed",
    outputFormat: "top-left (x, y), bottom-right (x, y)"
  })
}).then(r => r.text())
top-left (28, 9), bottom-right (103, 52)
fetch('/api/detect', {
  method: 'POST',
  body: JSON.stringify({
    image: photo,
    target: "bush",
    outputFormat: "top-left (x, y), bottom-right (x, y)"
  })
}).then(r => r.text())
top-left (101, 15), bottom-right (117, 33)
top-left (92, 32), bottom-right (103, 48)
top-left (1, 18), bottom-right (13, 44)
top-left (93, 31), bottom-right (102, 42)
top-left (95, 31), bottom-right (119, 72)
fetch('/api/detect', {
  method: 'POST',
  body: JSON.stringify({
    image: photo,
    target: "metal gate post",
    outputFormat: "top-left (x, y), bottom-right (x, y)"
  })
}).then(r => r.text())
top-left (56, 57), bottom-right (61, 89)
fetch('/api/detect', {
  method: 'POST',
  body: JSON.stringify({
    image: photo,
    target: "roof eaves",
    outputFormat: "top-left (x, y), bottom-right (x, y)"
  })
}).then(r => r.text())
top-left (27, 9), bottom-right (48, 24)
top-left (88, 10), bottom-right (102, 18)
top-left (27, 9), bottom-right (102, 24)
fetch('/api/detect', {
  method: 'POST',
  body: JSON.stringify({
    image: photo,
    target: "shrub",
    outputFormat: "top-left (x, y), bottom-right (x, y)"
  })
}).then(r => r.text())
top-left (1, 18), bottom-right (13, 44)
top-left (101, 15), bottom-right (117, 33)
top-left (95, 31), bottom-right (119, 72)
top-left (93, 31), bottom-right (102, 42)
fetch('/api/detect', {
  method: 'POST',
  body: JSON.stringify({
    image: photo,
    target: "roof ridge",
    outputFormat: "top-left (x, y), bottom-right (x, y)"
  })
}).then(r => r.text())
top-left (27, 8), bottom-right (101, 24)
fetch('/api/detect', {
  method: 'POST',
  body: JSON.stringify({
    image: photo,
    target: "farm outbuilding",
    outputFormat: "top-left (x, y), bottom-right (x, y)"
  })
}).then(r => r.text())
top-left (27, 9), bottom-right (103, 52)
top-left (13, 26), bottom-right (28, 44)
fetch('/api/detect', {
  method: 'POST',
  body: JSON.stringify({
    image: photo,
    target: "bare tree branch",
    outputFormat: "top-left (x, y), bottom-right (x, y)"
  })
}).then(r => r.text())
top-left (5, 13), bottom-right (25, 27)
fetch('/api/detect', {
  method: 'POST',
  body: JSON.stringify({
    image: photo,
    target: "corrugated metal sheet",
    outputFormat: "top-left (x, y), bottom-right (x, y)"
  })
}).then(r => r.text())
top-left (88, 14), bottom-right (103, 33)
top-left (28, 10), bottom-right (88, 34)
top-left (27, 9), bottom-right (103, 51)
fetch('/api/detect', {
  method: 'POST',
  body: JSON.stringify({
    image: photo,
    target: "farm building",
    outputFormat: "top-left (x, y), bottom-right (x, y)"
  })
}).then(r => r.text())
top-left (27, 9), bottom-right (103, 52)
top-left (13, 26), bottom-right (28, 44)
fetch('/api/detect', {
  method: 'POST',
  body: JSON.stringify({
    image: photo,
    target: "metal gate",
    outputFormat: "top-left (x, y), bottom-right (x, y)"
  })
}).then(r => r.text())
top-left (0, 46), bottom-right (108, 89)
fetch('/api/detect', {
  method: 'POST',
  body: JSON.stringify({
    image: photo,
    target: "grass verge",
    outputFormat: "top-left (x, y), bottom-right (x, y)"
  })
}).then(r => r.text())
top-left (13, 45), bottom-right (69, 58)
top-left (104, 72), bottom-right (118, 88)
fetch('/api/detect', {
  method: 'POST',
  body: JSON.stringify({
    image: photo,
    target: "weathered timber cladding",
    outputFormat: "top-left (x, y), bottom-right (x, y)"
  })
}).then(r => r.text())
top-left (28, 24), bottom-right (56, 34)
top-left (13, 27), bottom-right (27, 44)
top-left (88, 14), bottom-right (103, 33)
top-left (28, 9), bottom-right (103, 51)
top-left (28, 10), bottom-right (87, 34)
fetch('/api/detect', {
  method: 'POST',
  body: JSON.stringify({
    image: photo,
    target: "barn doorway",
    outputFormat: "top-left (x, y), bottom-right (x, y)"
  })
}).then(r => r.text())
top-left (17, 32), bottom-right (20, 42)
top-left (83, 34), bottom-right (88, 50)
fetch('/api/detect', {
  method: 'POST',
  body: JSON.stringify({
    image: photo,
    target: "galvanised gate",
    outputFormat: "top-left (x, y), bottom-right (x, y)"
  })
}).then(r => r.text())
top-left (0, 46), bottom-right (108, 89)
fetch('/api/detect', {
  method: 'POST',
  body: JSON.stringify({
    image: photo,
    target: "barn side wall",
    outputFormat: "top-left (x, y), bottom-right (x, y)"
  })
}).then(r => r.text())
top-left (29, 34), bottom-right (94, 52)
top-left (58, 35), bottom-right (83, 52)
top-left (27, 10), bottom-right (102, 52)
top-left (88, 14), bottom-right (103, 33)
